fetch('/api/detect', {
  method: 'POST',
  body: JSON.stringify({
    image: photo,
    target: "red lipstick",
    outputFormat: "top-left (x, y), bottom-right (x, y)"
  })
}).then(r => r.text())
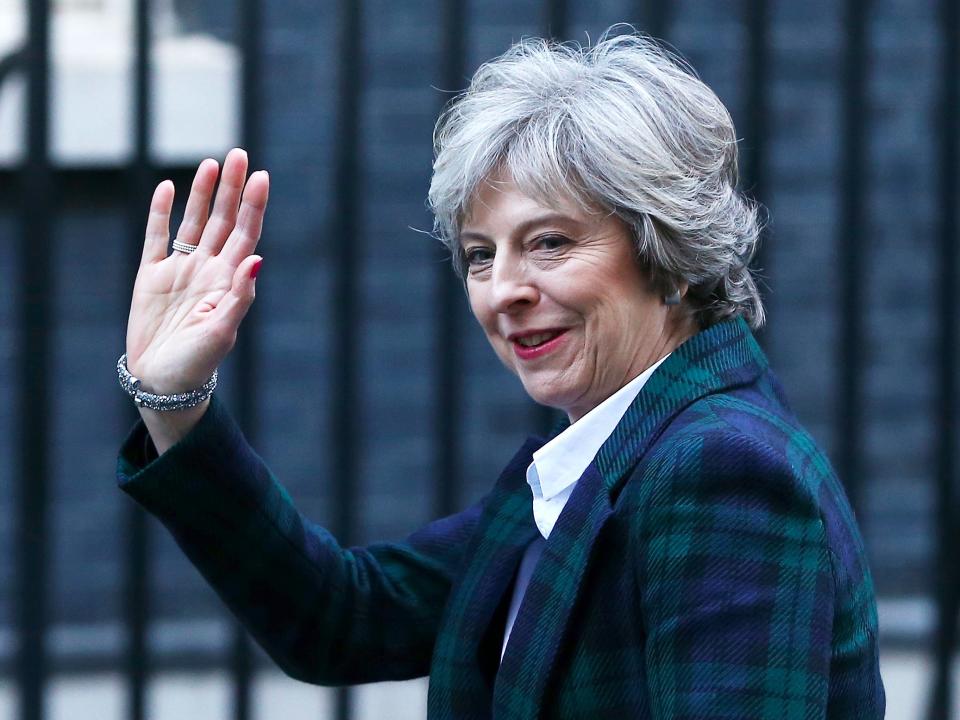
top-left (509, 328), bottom-right (569, 360)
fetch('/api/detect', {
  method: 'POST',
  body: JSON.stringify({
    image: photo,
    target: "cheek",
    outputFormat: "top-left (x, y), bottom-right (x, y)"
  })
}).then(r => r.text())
top-left (467, 288), bottom-right (501, 343)
top-left (466, 284), bottom-right (485, 324)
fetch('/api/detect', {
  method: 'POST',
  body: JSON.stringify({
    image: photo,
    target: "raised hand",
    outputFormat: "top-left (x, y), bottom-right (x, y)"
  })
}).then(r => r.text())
top-left (125, 148), bottom-right (269, 449)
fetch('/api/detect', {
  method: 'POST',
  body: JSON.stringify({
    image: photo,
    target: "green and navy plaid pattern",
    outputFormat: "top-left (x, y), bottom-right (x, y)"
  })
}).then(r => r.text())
top-left (118, 318), bottom-right (884, 718)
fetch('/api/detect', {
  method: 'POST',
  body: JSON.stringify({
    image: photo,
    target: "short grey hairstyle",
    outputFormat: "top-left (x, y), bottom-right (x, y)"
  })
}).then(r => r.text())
top-left (428, 29), bottom-right (765, 329)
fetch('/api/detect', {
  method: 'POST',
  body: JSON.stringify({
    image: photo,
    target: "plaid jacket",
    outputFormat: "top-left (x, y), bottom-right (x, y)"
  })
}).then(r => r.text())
top-left (118, 318), bottom-right (885, 719)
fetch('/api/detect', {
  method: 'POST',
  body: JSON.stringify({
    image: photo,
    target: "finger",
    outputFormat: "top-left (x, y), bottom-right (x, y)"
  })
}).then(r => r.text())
top-left (199, 148), bottom-right (249, 255)
top-left (219, 170), bottom-right (269, 268)
top-left (174, 158), bottom-right (220, 249)
top-left (142, 180), bottom-right (175, 265)
top-left (213, 255), bottom-right (262, 334)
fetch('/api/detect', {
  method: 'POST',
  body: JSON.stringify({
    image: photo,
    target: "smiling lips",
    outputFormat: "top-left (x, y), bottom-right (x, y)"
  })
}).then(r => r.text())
top-left (509, 328), bottom-right (570, 360)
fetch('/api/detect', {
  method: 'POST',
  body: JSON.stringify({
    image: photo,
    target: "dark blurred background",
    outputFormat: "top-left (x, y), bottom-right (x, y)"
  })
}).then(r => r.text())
top-left (0, 0), bottom-right (957, 718)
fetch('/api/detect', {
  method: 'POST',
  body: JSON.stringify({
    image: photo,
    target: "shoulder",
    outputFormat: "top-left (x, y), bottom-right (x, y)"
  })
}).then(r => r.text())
top-left (617, 388), bottom-right (835, 602)
top-left (637, 386), bottom-right (825, 489)
top-left (615, 383), bottom-right (840, 558)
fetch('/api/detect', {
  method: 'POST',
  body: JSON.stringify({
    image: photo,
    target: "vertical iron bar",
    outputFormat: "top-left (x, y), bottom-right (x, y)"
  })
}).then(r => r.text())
top-left (928, 0), bottom-right (959, 715)
top-left (15, 1), bottom-right (52, 719)
top-left (122, 474), bottom-right (149, 720)
top-left (636, 0), bottom-right (671, 42)
top-left (331, 0), bottom-right (363, 717)
top-left (434, 0), bottom-right (467, 519)
top-left (835, 0), bottom-right (869, 517)
top-left (123, 1), bottom-right (153, 719)
top-left (544, 0), bottom-right (568, 40)
top-left (741, 0), bottom-right (770, 321)
top-left (231, 0), bottom-right (263, 717)
top-left (741, 0), bottom-right (769, 195)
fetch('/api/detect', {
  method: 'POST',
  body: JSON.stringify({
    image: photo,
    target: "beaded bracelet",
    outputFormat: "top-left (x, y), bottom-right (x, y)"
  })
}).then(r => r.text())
top-left (117, 354), bottom-right (217, 412)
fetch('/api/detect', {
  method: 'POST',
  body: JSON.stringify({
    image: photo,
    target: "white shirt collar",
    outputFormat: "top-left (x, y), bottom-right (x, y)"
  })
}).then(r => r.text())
top-left (525, 354), bottom-right (669, 538)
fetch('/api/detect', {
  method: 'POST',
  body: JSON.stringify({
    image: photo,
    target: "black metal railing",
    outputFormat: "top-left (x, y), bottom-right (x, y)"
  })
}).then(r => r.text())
top-left (928, 0), bottom-right (959, 716)
top-left (16, 5), bottom-right (52, 720)
top-left (836, 0), bottom-right (870, 522)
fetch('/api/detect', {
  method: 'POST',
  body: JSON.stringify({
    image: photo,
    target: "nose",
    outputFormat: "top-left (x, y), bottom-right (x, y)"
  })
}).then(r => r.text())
top-left (489, 254), bottom-right (539, 314)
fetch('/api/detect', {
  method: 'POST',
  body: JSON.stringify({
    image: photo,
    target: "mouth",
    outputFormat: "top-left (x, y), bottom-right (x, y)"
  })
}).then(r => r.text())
top-left (508, 328), bottom-right (570, 359)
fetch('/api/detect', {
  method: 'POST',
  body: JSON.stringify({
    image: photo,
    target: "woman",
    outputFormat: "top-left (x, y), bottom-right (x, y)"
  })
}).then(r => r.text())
top-left (117, 32), bottom-right (885, 718)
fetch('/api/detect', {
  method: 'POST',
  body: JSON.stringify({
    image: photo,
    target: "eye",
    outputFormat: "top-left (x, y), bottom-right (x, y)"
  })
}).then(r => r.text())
top-left (533, 233), bottom-right (571, 251)
top-left (464, 246), bottom-right (494, 267)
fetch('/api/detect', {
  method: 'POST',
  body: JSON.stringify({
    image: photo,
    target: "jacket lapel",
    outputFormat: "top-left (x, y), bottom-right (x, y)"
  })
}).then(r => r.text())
top-left (491, 318), bottom-right (769, 717)
top-left (493, 461), bottom-right (613, 716)
top-left (427, 437), bottom-right (542, 717)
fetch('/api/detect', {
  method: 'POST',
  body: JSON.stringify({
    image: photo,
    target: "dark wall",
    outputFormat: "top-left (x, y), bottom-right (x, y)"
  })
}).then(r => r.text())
top-left (0, 0), bottom-right (952, 668)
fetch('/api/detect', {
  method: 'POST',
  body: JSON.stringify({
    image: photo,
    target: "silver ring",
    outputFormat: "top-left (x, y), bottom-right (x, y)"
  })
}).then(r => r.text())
top-left (172, 238), bottom-right (199, 254)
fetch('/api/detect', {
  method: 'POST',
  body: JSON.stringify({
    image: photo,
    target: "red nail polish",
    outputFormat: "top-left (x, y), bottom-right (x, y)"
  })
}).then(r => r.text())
top-left (250, 259), bottom-right (263, 279)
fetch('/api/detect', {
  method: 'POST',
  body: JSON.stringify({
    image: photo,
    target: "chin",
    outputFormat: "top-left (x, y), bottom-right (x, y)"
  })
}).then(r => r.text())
top-left (521, 383), bottom-right (576, 415)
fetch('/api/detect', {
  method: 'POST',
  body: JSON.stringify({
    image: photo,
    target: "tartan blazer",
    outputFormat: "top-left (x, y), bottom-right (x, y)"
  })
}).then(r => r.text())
top-left (118, 318), bottom-right (885, 719)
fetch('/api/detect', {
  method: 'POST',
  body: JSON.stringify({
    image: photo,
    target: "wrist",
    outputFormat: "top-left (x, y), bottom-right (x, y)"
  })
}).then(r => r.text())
top-left (118, 354), bottom-right (217, 412)
top-left (125, 355), bottom-right (197, 394)
top-left (138, 399), bottom-right (210, 456)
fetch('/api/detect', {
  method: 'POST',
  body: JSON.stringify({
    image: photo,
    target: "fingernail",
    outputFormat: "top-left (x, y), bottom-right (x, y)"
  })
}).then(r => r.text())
top-left (250, 259), bottom-right (263, 280)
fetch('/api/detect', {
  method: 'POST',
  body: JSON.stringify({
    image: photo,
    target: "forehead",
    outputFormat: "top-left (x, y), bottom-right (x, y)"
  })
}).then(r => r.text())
top-left (461, 174), bottom-right (596, 236)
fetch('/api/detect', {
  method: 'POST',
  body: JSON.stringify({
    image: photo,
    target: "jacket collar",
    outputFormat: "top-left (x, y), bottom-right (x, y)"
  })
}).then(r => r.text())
top-left (526, 354), bottom-right (667, 530)
top-left (593, 317), bottom-right (768, 496)
top-left (428, 318), bottom-right (768, 718)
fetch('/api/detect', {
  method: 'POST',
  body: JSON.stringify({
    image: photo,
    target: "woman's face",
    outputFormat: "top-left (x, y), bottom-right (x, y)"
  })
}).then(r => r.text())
top-left (462, 177), bottom-right (692, 422)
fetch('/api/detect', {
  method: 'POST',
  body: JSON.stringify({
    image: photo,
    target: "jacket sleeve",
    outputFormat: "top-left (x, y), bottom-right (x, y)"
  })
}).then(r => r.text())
top-left (634, 430), bottom-right (835, 719)
top-left (117, 395), bottom-right (478, 685)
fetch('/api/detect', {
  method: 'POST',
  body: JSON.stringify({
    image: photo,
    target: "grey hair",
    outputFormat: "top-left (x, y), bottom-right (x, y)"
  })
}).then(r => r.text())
top-left (428, 29), bottom-right (765, 329)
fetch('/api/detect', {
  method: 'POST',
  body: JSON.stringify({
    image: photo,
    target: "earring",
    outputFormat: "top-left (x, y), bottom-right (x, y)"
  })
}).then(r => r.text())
top-left (663, 289), bottom-right (681, 305)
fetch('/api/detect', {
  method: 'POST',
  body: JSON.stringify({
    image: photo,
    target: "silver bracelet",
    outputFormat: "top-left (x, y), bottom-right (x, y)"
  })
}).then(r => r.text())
top-left (117, 354), bottom-right (217, 411)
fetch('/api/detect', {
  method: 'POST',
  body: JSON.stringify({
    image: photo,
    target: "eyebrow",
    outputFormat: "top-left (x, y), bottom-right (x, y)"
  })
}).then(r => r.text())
top-left (459, 212), bottom-right (583, 245)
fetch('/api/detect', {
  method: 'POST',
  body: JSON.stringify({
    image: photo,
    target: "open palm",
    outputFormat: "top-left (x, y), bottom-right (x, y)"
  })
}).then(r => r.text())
top-left (126, 148), bottom-right (269, 394)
